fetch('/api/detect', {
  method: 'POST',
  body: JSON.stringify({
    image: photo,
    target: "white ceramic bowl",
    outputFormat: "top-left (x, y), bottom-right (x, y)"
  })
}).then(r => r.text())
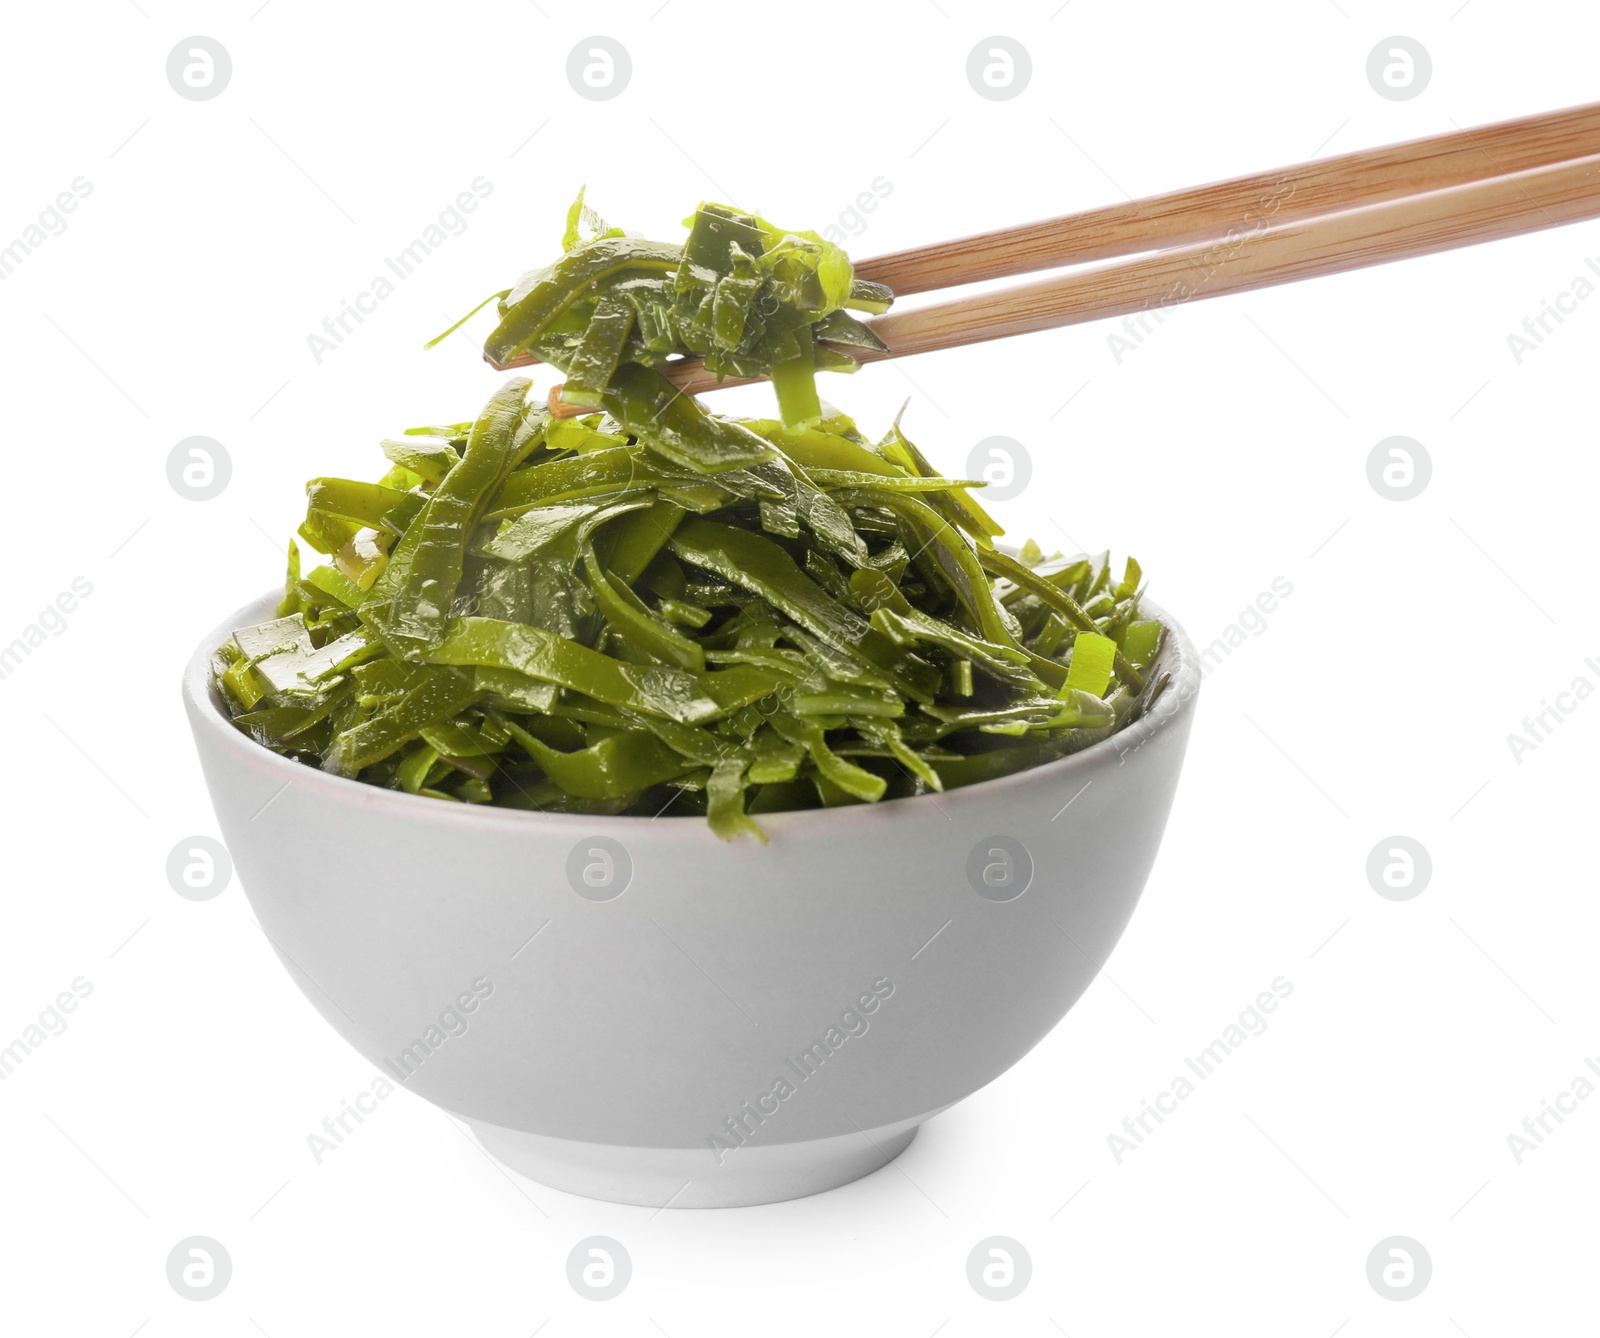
top-left (185, 590), bottom-right (1199, 1207)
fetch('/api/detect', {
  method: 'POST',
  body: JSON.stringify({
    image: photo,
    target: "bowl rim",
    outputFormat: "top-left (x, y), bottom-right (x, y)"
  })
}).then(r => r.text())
top-left (184, 587), bottom-right (1200, 837)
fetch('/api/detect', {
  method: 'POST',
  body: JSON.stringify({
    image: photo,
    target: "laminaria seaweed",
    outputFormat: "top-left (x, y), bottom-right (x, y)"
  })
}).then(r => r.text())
top-left (214, 199), bottom-right (1171, 838)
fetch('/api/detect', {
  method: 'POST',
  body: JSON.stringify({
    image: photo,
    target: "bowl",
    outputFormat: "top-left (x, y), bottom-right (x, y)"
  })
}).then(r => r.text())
top-left (184, 589), bottom-right (1200, 1207)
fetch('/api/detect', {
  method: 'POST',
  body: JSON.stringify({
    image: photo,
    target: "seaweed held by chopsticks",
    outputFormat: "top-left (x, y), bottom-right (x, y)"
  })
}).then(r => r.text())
top-left (217, 201), bottom-right (1169, 840)
top-left (431, 190), bottom-right (894, 426)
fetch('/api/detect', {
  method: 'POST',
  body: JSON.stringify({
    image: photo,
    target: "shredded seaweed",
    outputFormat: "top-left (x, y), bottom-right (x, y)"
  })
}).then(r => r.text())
top-left (434, 193), bottom-right (891, 426)
top-left (218, 200), bottom-right (1167, 838)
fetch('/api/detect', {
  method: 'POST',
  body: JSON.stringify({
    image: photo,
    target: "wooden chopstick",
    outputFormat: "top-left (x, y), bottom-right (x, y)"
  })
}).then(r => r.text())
top-left (503, 100), bottom-right (1600, 383)
top-left (645, 150), bottom-right (1600, 401)
top-left (859, 98), bottom-right (1600, 294)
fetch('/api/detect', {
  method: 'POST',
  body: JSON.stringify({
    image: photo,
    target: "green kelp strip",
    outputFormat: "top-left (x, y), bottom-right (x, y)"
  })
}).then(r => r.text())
top-left (220, 201), bottom-right (1168, 839)
top-left (432, 191), bottom-right (893, 427)
top-left (216, 379), bottom-right (1166, 839)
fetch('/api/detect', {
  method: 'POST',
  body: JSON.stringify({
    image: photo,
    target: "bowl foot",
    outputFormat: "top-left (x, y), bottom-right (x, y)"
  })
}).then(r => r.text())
top-left (464, 1114), bottom-right (922, 1208)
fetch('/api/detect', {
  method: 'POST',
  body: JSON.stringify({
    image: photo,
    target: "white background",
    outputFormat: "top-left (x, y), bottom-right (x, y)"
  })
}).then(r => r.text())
top-left (2, 1), bottom-right (1596, 1333)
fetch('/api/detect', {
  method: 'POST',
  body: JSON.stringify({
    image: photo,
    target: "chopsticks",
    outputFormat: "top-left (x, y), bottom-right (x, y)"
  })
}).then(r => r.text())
top-left (497, 99), bottom-right (1600, 411)
top-left (857, 99), bottom-right (1600, 294)
top-left (663, 150), bottom-right (1600, 397)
